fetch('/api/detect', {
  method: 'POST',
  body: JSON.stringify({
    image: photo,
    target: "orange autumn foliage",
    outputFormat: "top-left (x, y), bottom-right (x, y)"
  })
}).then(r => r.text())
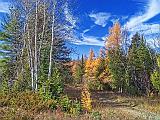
top-left (85, 49), bottom-right (95, 80)
top-left (106, 22), bottom-right (121, 50)
top-left (102, 22), bottom-right (122, 83)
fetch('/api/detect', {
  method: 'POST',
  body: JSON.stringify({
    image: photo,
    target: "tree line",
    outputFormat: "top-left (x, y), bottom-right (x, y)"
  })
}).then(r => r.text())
top-left (73, 22), bottom-right (160, 96)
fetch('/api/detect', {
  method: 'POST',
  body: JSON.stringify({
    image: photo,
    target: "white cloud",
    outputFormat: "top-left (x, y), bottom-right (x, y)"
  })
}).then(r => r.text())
top-left (73, 35), bottom-right (104, 46)
top-left (127, 23), bottom-right (160, 44)
top-left (80, 35), bottom-right (104, 46)
top-left (126, 0), bottom-right (160, 29)
top-left (123, 0), bottom-right (160, 46)
top-left (129, 23), bottom-right (160, 36)
top-left (71, 28), bottom-right (105, 46)
top-left (89, 12), bottom-right (110, 27)
top-left (0, 2), bottom-right (9, 13)
top-left (64, 3), bottom-right (77, 29)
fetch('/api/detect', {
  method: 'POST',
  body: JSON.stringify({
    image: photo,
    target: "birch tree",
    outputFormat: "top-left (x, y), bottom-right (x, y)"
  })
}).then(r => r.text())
top-left (0, 0), bottom-right (77, 92)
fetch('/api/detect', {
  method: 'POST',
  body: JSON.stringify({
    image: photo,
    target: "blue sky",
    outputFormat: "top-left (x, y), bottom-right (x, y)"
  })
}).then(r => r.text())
top-left (0, 0), bottom-right (160, 59)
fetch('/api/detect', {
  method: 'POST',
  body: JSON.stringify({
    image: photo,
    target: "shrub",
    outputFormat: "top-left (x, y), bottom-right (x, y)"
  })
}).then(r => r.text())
top-left (91, 111), bottom-right (102, 120)
top-left (151, 71), bottom-right (160, 92)
top-left (69, 99), bottom-right (81, 115)
top-left (58, 95), bottom-right (82, 115)
top-left (88, 80), bottom-right (103, 91)
top-left (59, 95), bottom-right (71, 112)
top-left (49, 68), bottom-right (64, 98)
top-left (0, 107), bottom-right (35, 120)
top-left (0, 91), bottom-right (56, 113)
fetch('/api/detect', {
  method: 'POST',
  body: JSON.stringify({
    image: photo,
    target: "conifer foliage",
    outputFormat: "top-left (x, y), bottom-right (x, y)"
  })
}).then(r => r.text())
top-left (74, 22), bottom-right (160, 96)
top-left (0, 0), bottom-right (73, 92)
top-left (127, 33), bottom-right (154, 95)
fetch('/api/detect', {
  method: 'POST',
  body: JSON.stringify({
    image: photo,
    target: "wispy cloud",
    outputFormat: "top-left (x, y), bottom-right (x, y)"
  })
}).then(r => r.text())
top-left (123, 0), bottom-right (160, 46)
top-left (126, 0), bottom-right (160, 29)
top-left (0, 1), bottom-right (9, 13)
top-left (129, 23), bottom-right (160, 36)
top-left (89, 12), bottom-right (110, 27)
top-left (71, 28), bottom-right (105, 46)
top-left (64, 3), bottom-right (77, 29)
top-left (73, 36), bottom-right (104, 46)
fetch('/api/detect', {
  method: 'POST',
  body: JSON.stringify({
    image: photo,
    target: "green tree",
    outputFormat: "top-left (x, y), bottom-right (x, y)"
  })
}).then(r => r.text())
top-left (151, 55), bottom-right (160, 94)
top-left (0, 0), bottom-right (76, 95)
top-left (73, 55), bottom-right (85, 83)
top-left (151, 71), bottom-right (160, 92)
top-left (127, 33), bottom-right (154, 95)
top-left (108, 47), bottom-right (126, 92)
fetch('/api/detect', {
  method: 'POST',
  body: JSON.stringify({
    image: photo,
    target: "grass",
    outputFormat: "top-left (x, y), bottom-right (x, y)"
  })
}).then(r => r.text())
top-left (1, 86), bottom-right (160, 120)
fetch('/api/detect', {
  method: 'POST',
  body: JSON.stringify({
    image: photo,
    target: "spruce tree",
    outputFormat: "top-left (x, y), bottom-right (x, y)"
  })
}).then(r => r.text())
top-left (108, 47), bottom-right (126, 92)
top-left (127, 33), bottom-right (154, 95)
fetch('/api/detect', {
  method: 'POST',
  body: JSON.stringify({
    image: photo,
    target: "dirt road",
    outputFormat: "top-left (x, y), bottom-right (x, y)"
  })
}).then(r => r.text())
top-left (64, 85), bottom-right (160, 120)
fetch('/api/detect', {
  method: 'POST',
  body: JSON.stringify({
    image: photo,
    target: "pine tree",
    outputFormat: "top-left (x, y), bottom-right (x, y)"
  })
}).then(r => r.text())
top-left (108, 47), bottom-right (126, 92)
top-left (151, 55), bottom-right (160, 95)
top-left (105, 22), bottom-right (126, 92)
top-left (73, 55), bottom-right (85, 83)
top-left (127, 33), bottom-right (154, 95)
top-left (0, 7), bottom-right (26, 91)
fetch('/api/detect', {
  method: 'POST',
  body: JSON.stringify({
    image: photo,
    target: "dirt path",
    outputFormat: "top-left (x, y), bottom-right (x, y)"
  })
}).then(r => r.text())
top-left (64, 85), bottom-right (160, 120)
top-left (117, 107), bottom-right (160, 120)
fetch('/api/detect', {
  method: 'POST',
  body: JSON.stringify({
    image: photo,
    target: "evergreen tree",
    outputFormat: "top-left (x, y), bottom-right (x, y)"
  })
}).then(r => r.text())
top-left (105, 21), bottom-right (126, 92)
top-left (0, 0), bottom-right (75, 93)
top-left (151, 55), bottom-right (160, 95)
top-left (74, 55), bottom-right (85, 83)
top-left (127, 33), bottom-right (154, 95)
top-left (108, 47), bottom-right (126, 92)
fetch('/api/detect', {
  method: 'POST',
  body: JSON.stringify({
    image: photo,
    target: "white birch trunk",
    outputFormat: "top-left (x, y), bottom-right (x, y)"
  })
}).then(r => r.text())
top-left (48, 1), bottom-right (56, 80)
top-left (27, 21), bottom-right (34, 90)
top-left (34, 0), bottom-right (38, 91)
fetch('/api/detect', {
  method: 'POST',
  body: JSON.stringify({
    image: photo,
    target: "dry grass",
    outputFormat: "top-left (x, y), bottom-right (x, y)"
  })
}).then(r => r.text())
top-left (1, 85), bottom-right (160, 120)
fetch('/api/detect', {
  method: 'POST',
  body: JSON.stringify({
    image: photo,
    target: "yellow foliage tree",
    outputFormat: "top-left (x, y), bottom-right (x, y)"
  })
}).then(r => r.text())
top-left (98, 49), bottom-right (112, 83)
top-left (85, 49), bottom-right (95, 80)
top-left (102, 22), bottom-right (122, 83)
top-left (106, 21), bottom-right (121, 50)
top-left (81, 83), bottom-right (92, 112)
top-left (93, 49), bottom-right (104, 78)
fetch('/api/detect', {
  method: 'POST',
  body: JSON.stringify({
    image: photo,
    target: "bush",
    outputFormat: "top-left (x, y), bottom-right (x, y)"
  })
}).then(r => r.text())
top-left (50, 68), bottom-right (64, 98)
top-left (0, 91), bottom-right (82, 119)
top-left (0, 107), bottom-right (35, 120)
top-left (70, 99), bottom-right (81, 115)
top-left (58, 95), bottom-right (82, 115)
top-left (88, 80), bottom-right (103, 91)
top-left (91, 111), bottom-right (102, 120)
top-left (151, 71), bottom-right (160, 92)
top-left (39, 68), bottom-right (64, 100)
top-left (0, 91), bottom-right (56, 113)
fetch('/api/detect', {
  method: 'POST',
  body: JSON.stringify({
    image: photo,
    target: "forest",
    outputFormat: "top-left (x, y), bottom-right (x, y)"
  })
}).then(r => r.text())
top-left (0, 0), bottom-right (160, 120)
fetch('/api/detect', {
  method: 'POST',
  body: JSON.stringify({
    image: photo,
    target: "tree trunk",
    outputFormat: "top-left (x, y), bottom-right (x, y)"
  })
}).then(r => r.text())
top-left (34, 0), bottom-right (38, 91)
top-left (48, 1), bottom-right (56, 80)
top-left (26, 20), bottom-right (34, 90)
